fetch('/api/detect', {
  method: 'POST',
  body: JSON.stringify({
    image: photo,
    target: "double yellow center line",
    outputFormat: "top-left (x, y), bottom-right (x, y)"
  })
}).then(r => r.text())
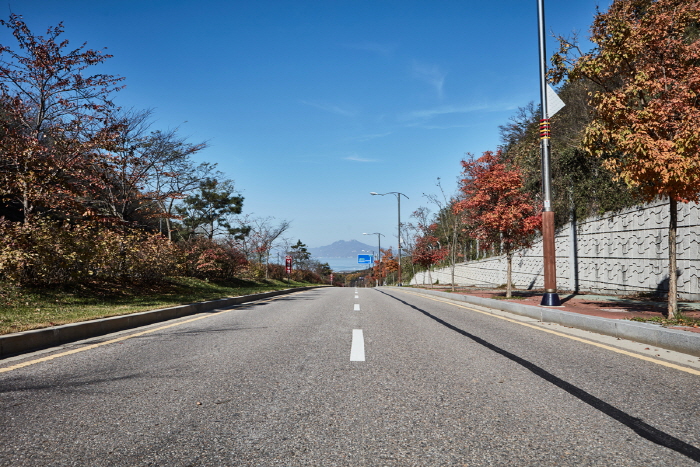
top-left (396, 289), bottom-right (700, 377)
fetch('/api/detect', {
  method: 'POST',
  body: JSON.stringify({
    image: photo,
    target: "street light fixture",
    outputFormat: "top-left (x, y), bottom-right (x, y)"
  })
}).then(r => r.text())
top-left (370, 192), bottom-right (409, 286)
top-left (363, 232), bottom-right (385, 286)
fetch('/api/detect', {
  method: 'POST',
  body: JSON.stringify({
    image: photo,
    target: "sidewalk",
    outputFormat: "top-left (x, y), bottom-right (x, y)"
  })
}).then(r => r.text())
top-left (410, 286), bottom-right (700, 334)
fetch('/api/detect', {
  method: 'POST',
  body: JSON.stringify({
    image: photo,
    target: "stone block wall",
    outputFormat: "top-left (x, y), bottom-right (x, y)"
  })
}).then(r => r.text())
top-left (410, 199), bottom-right (700, 299)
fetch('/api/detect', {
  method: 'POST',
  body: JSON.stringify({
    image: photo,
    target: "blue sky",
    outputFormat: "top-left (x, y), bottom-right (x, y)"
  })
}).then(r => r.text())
top-left (9, 0), bottom-right (608, 251)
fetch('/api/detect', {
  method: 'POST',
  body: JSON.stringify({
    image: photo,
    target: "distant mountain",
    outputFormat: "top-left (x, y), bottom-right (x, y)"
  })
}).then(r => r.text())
top-left (309, 240), bottom-right (378, 258)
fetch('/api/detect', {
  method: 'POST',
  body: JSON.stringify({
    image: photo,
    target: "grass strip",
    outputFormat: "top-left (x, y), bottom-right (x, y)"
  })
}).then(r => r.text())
top-left (0, 276), bottom-right (320, 335)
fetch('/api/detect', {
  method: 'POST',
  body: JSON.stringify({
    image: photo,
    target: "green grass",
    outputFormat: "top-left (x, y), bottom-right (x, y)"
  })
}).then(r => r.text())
top-left (0, 277), bottom-right (321, 335)
top-left (629, 314), bottom-right (700, 328)
top-left (491, 294), bottom-right (529, 300)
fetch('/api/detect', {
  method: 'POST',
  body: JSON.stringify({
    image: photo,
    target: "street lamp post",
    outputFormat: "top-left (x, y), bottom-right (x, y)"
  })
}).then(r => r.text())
top-left (362, 249), bottom-right (375, 285)
top-left (537, 0), bottom-right (561, 306)
top-left (370, 192), bottom-right (409, 286)
top-left (363, 232), bottom-right (385, 286)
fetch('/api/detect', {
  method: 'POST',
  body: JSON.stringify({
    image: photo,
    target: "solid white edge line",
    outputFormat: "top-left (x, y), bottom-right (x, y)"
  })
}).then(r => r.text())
top-left (350, 329), bottom-right (365, 361)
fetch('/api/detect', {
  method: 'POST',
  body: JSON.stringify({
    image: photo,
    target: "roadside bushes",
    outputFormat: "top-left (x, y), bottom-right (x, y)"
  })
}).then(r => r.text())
top-left (291, 269), bottom-right (322, 283)
top-left (0, 219), bottom-right (249, 286)
top-left (0, 217), bottom-right (333, 287)
top-left (175, 238), bottom-right (248, 281)
top-left (0, 219), bottom-right (178, 285)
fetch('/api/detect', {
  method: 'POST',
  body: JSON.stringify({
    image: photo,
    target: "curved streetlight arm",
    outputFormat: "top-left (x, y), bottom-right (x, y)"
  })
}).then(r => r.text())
top-left (370, 191), bottom-right (409, 200)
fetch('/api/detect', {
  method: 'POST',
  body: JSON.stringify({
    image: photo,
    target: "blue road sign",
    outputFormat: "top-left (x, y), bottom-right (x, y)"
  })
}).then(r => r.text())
top-left (357, 254), bottom-right (373, 264)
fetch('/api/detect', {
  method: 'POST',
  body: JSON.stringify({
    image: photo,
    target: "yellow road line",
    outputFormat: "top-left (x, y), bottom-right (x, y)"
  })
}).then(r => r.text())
top-left (0, 292), bottom-right (306, 374)
top-left (397, 289), bottom-right (700, 377)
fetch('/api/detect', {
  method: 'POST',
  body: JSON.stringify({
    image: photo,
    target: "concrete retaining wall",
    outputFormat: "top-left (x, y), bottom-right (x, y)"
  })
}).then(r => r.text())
top-left (412, 199), bottom-right (700, 299)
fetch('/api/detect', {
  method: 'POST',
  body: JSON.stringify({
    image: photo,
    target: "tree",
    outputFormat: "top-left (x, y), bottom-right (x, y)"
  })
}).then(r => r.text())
top-left (551, 0), bottom-right (700, 317)
top-left (176, 177), bottom-right (245, 240)
top-left (94, 109), bottom-right (209, 232)
top-left (380, 248), bottom-right (399, 285)
top-left (498, 88), bottom-right (639, 229)
top-left (411, 224), bottom-right (448, 287)
top-left (0, 14), bottom-right (124, 224)
top-left (148, 133), bottom-right (210, 239)
top-left (423, 178), bottom-right (465, 291)
top-left (238, 216), bottom-right (290, 279)
top-left (288, 240), bottom-right (311, 271)
top-left (454, 150), bottom-right (541, 298)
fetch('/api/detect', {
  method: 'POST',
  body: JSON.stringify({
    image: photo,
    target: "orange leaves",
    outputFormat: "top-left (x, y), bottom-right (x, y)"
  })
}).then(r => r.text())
top-left (455, 150), bottom-right (541, 254)
top-left (0, 14), bottom-right (124, 223)
top-left (554, 0), bottom-right (700, 203)
top-left (411, 234), bottom-right (448, 269)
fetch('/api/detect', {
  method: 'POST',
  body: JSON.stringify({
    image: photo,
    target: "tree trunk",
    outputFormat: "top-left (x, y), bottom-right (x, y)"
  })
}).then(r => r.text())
top-left (506, 251), bottom-right (513, 298)
top-left (667, 198), bottom-right (678, 318)
top-left (21, 177), bottom-right (31, 226)
top-left (450, 234), bottom-right (457, 291)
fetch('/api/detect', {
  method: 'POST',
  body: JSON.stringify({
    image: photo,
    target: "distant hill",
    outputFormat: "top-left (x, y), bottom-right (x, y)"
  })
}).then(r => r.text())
top-left (309, 240), bottom-right (378, 258)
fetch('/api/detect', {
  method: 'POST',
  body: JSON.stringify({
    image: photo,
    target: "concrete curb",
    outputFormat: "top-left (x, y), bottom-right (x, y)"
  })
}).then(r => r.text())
top-left (396, 287), bottom-right (700, 357)
top-left (0, 286), bottom-right (321, 358)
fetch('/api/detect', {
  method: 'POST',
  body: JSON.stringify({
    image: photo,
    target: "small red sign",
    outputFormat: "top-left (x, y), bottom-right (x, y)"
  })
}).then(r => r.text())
top-left (285, 255), bottom-right (292, 274)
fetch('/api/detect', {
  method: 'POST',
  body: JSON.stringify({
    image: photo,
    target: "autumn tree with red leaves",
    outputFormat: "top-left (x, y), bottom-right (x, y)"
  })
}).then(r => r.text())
top-left (0, 14), bottom-right (124, 224)
top-left (454, 150), bottom-right (541, 298)
top-left (377, 248), bottom-right (399, 285)
top-left (551, 0), bottom-right (700, 317)
top-left (411, 224), bottom-right (448, 287)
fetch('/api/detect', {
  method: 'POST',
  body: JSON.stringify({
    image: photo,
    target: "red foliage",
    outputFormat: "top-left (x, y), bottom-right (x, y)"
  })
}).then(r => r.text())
top-left (0, 14), bottom-right (125, 224)
top-left (176, 238), bottom-right (248, 281)
top-left (412, 225), bottom-right (448, 268)
top-left (454, 150), bottom-right (541, 254)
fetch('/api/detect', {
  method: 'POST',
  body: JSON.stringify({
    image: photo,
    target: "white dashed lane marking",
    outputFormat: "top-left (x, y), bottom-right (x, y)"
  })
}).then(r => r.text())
top-left (354, 304), bottom-right (360, 311)
top-left (350, 329), bottom-right (365, 361)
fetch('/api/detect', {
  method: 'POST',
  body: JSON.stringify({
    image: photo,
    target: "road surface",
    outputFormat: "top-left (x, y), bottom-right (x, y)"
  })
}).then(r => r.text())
top-left (1, 287), bottom-right (699, 466)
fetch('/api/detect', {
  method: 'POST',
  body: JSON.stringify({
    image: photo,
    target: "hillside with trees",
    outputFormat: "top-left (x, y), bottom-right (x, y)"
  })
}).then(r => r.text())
top-left (406, 0), bottom-right (698, 318)
top-left (0, 14), bottom-right (327, 293)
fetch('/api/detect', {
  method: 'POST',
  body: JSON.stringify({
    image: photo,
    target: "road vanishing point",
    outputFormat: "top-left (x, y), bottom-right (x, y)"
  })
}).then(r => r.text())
top-left (1, 287), bottom-right (699, 466)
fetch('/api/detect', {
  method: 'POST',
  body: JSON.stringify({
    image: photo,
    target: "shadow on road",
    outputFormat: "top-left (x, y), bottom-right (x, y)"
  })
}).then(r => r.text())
top-left (379, 290), bottom-right (700, 463)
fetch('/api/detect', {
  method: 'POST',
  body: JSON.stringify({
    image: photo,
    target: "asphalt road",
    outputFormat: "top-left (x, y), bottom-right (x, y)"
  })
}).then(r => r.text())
top-left (1, 287), bottom-right (699, 466)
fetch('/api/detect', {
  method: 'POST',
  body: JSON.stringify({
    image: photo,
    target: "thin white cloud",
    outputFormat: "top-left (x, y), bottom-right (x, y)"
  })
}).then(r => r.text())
top-left (400, 104), bottom-right (490, 121)
top-left (407, 122), bottom-right (474, 130)
top-left (349, 132), bottom-right (392, 142)
top-left (344, 155), bottom-right (378, 162)
top-left (412, 61), bottom-right (447, 99)
top-left (300, 100), bottom-right (356, 117)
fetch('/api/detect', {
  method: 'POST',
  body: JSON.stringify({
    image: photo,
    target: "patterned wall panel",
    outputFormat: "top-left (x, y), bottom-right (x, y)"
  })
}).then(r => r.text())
top-left (410, 199), bottom-right (700, 299)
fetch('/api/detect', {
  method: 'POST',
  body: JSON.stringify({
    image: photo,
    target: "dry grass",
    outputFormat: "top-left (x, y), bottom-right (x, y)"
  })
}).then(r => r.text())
top-left (0, 277), bottom-right (318, 335)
